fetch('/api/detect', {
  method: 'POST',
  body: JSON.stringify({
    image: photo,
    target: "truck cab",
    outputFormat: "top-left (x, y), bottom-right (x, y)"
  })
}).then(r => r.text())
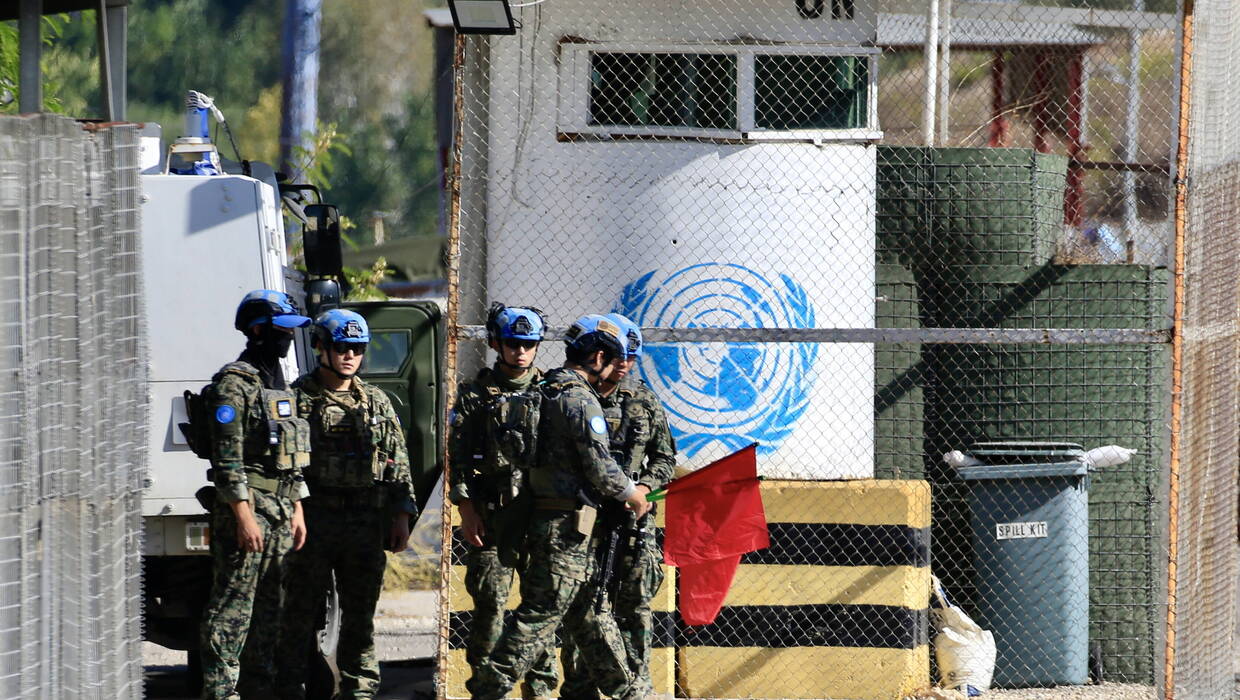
top-left (137, 130), bottom-right (442, 663)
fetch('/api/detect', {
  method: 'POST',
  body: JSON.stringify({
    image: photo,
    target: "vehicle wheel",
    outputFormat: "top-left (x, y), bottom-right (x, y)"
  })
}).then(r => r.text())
top-left (305, 574), bottom-right (341, 700)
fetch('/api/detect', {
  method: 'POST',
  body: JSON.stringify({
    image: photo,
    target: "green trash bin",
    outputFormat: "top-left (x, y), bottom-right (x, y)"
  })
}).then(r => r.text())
top-left (955, 442), bottom-right (1092, 687)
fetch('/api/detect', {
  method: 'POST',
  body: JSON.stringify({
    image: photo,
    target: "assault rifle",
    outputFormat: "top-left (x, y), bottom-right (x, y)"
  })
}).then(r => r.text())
top-left (592, 499), bottom-right (656, 612)
top-left (593, 499), bottom-right (627, 612)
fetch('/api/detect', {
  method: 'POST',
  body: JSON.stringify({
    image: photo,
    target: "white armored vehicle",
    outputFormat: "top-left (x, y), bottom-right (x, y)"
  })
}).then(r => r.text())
top-left (136, 101), bottom-right (442, 688)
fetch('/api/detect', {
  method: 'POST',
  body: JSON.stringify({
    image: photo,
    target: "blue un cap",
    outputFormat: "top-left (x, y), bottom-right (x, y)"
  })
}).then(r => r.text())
top-left (234, 289), bottom-right (312, 331)
top-left (605, 312), bottom-right (643, 358)
top-left (486, 303), bottom-right (546, 343)
top-left (314, 308), bottom-right (370, 344)
top-left (564, 314), bottom-right (625, 359)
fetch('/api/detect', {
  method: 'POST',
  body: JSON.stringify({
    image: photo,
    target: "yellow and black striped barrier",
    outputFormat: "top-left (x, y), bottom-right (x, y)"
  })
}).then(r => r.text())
top-left (675, 479), bottom-right (932, 699)
top-left (446, 479), bottom-right (929, 699)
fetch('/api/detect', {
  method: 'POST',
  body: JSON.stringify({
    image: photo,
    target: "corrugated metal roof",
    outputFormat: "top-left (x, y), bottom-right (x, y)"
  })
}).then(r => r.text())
top-left (878, 13), bottom-right (1103, 47)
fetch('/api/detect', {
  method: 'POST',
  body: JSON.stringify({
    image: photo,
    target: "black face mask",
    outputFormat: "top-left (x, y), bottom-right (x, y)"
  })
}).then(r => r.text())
top-left (239, 323), bottom-right (294, 390)
top-left (261, 324), bottom-right (295, 359)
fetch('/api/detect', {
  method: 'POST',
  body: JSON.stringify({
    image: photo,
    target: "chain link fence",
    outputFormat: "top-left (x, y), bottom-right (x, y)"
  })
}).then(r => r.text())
top-left (437, 0), bottom-right (1236, 696)
top-left (0, 115), bottom-right (146, 699)
top-left (1170, 0), bottom-right (1240, 696)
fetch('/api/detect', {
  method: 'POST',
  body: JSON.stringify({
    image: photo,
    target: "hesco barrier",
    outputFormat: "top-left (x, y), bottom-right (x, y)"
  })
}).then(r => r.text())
top-left (926, 265), bottom-right (1170, 684)
top-left (875, 263), bottom-right (927, 480)
top-left (0, 115), bottom-right (146, 698)
top-left (873, 263), bottom-right (1169, 683)
top-left (875, 146), bottom-right (1169, 683)
top-left (876, 146), bottom-right (1068, 270)
top-left (676, 480), bottom-right (931, 700)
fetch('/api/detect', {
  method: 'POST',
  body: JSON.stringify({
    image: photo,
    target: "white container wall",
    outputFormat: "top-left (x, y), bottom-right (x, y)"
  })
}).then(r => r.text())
top-left (476, 0), bottom-right (878, 478)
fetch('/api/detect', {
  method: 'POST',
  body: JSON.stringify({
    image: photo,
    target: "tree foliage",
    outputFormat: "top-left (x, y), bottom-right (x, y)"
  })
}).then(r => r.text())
top-left (0, 14), bottom-right (70, 113)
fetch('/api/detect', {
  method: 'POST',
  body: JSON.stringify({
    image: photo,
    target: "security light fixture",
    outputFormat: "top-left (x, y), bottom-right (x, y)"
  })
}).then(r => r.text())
top-left (447, 0), bottom-right (517, 35)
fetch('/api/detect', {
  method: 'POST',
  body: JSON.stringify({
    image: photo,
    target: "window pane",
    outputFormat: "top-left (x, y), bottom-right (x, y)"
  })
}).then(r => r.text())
top-left (754, 55), bottom-right (868, 130)
top-left (362, 331), bottom-right (410, 374)
top-left (590, 52), bottom-right (737, 130)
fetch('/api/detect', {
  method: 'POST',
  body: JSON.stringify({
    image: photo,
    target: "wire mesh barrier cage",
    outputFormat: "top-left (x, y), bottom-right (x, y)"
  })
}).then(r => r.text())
top-left (436, 0), bottom-right (1237, 697)
top-left (0, 115), bottom-right (147, 699)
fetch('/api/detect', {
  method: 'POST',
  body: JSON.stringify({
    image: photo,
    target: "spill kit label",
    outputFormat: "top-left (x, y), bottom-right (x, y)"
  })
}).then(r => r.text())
top-left (996, 521), bottom-right (1048, 540)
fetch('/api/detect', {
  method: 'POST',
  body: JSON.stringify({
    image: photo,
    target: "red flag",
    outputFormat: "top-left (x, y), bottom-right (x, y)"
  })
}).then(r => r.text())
top-left (662, 444), bottom-right (768, 625)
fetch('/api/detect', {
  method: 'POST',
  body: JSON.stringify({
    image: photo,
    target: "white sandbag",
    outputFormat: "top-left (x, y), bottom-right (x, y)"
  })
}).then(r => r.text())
top-left (1084, 445), bottom-right (1136, 468)
top-left (931, 576), bottom-right (996, 696)
top-left (942, 450), bottom-right (983, 468)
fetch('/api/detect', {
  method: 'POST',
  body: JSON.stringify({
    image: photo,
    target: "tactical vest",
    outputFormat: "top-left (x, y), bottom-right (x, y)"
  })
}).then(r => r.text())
top-left (260, 385), bottom-right (313, 473)
top-left (184, 362), bottom-right (311, 476)
top-left (606, 384), bottom-right (649, 480)
top-left (303, 383), bottom-right (388, 489)
top-left (485, 387), bottom-right (541, 475)
top-left (459, 371), bottom-right (544, 506)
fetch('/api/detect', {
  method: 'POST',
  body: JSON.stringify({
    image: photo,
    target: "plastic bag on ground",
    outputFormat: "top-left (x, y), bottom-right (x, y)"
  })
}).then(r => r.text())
top-left (931, 575), bottom-right (996, 696)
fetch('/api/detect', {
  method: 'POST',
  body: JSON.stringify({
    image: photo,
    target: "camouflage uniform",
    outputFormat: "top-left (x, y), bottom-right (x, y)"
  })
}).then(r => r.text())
top-left (200, 362), bottom-right (311, 700)
top-left (449, 365), bottom-right (558, 697)
top-left (560, 376), bottom-right (677, 698)
top-left (276, 373), bottom-right (416, 700)
top-left (468, 367), bottom-right (640, 700)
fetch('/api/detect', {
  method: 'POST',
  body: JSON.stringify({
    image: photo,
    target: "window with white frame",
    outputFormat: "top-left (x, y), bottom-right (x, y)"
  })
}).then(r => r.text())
top-left (558, 44), bottom-right (879, 141)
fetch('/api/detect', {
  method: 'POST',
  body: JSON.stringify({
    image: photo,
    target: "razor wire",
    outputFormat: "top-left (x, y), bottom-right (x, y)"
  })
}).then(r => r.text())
top-left (437, 0), bottom-right (1236, 697)
top-left (0, 115), bottom-right (147, 700)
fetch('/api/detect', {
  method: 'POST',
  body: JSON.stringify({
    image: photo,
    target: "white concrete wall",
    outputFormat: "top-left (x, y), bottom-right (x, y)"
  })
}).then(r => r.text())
top-left (477, 0), bottom-right (877, 478)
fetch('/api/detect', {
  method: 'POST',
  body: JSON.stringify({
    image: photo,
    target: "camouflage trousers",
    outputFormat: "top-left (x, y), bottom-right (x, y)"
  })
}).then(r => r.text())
top-left (276, 505), bottom-right (388, 700)
top-left (467, 512), bottom-right (637, 700)
top-left (560, 534), bottom-right (665, 698)
top-left (200, 491), bottom-right (295, 700)
top-left (464, 544), bottom-right (558, 697)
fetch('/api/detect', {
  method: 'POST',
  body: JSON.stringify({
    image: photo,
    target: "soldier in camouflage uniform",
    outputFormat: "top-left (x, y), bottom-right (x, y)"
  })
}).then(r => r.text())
top-left (468, 314), bottom-right (652, 700)
top-left (449, 304), bottom-right (558, 698)
top-left (276, 309), bottom-right (418, 700)
top-left (560, 313), bottom-right (676, 699)
top-left (200, 290), bottom-right (312, 700)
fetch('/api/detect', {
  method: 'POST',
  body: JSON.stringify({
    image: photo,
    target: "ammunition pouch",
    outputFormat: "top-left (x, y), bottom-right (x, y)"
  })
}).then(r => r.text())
top-left (487, 390), bottom-right (541, 473)
top-left (194, 485), bottom-right (217, 513)
top-left (262, 388), bottom-right (311, 472)
top-left (494, 489), bottom-right (534, 570)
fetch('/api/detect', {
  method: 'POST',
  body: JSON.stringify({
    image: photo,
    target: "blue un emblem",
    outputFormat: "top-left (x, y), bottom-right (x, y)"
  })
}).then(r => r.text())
top-left (614, 263), bottom-right (818, 457)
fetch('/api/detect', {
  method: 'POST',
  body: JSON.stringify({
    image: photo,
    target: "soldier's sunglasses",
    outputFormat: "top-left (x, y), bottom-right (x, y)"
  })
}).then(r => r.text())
top-left (502, 339), bottom-right (538, 350)
top-left (331, 342), bottom-right (367, 356)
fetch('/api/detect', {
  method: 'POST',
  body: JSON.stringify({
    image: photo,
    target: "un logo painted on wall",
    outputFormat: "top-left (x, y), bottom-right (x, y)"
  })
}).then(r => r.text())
top-left (614, 263), bottom-right (818, 457)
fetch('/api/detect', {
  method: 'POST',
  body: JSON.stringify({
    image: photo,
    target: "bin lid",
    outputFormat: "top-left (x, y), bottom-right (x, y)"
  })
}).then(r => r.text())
top-left (957, 441), bottom-right (1090, 481)
top-left (966, 441), bottom-right (1086, 464)
top-left (956, 462), bottom-right (1090, 480)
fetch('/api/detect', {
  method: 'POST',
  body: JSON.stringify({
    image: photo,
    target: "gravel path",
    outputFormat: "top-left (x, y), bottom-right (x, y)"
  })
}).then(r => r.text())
top-left (983, 684), bottom-right (1156, 700)
top-left (143, 589), bottom-right (439, 668)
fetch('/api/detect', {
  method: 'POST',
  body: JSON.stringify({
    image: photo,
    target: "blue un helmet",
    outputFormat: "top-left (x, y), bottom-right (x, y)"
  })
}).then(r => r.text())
top-left (605, 313), bottom-right (643, 359)
top-left (234, 290), bottom-right (311, 332)
top-left (312, 308), bottom-right (370, 348)
top-left (564, 314), bottom-right (625, 360)
top-left (485, 303), bottom-right (546, 344)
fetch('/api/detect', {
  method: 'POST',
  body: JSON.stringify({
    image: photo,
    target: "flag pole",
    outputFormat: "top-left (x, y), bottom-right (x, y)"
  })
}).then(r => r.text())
top-left (647, 475), bottom-right (766, 502)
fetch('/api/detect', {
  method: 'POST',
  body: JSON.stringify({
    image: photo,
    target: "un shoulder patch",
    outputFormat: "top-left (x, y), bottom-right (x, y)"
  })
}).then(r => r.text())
top-left (589, 415), bottom-right (607, 435)
top-left (215, 405), bottom-right (237, 424)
